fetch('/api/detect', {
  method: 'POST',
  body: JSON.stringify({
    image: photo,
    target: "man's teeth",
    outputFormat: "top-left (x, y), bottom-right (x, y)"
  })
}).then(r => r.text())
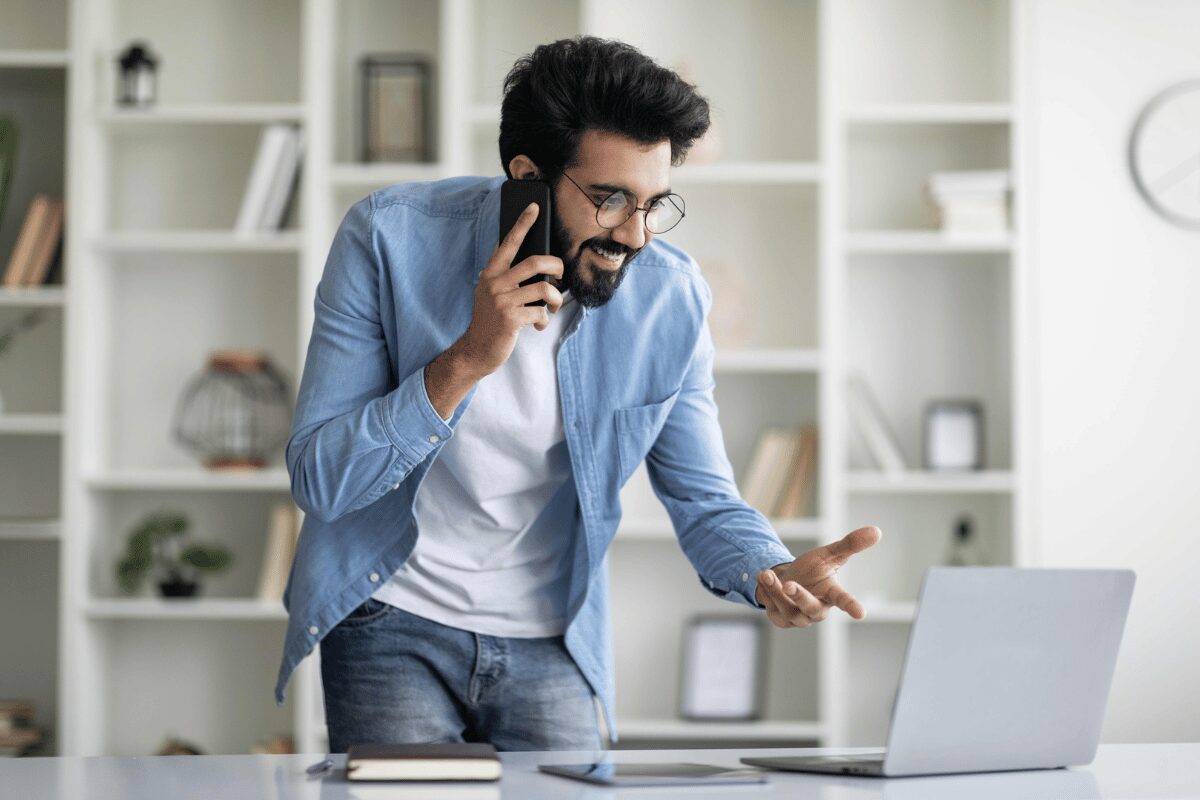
top-left (591, 244), bottom-right (623, 263)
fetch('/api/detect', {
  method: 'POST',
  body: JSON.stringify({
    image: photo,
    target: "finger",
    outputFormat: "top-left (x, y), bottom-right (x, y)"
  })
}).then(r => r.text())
top-left (506, 280), bottom-right (563, 311)
top-left (780, 580), bottom-right (826, 620)
top-left (821, 578), bottom-right (866, 620)
top-left (758, 570), bottom-right (822, 622)
top-left (822, 526), bottom-right (882, 564)
top-left (515, 306), bottom-right (551, 332)
top-left (486, 203), bottom-right (540, 276)
top-left (507, 255), bottom-right (564, 287)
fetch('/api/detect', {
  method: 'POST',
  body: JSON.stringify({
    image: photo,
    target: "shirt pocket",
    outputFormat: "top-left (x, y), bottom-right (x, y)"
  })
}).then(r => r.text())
top-left (613, 389), bottom-right (681, 483)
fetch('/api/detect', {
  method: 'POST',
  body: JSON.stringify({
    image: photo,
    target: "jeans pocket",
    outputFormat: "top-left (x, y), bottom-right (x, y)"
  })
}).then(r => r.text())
top-left (337, 597), bottom-right (392, 629)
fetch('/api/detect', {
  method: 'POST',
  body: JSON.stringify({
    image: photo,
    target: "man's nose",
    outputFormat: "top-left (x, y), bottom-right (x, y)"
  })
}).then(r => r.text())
top-left (610, 210), bottom-right (649, 251)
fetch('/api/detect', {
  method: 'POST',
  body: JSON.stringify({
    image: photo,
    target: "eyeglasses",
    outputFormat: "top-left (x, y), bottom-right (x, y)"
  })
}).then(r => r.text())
top-left (560, 171), bottom-right (686, 234)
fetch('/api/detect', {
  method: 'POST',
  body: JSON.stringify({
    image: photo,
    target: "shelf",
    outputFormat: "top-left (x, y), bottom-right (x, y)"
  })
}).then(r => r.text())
top-left (0, 414), bottom-right (64, 435)
top-left (0, 287), bottom-right (66, 306)
top-left (85, 598), bottom-right (287, 621)
top-left (98, 104), bottom-right (305, 126)
top-left (86, 468), bottom-right (291, 492)
top-left (713, 348), bottom-right (821, 373)
top-left (847, 470), bottom-right (1015, 494)
top-left (858, 601), bottom-right (917, 624)
top-left (0, 50), bottom-right (70, 69)
top-left (0, 518), bottom-right (60, 541)
top-left (618, 516), bottom-right (822, 541)
top-left (672, 162), bottom-right (823, 185)
top-left (330, 163), bottom-right (449, 188)
top-left (846, 230), bottom-right (1013, 254)
top-left (93, 231), bottom-right (302, 254)
top-left (617, 718), bottom-right (824, 742)
top-left (845, 103), bottom-right (1013, 124)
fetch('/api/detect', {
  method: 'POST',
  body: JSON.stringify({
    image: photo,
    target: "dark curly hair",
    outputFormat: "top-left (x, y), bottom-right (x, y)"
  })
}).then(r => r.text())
top-left (498, 36), bottom-right (711, 178)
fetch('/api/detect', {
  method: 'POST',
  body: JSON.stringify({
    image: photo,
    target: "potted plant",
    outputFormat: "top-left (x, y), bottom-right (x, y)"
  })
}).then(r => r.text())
top-left (115, 511), bottom-right (233, 598)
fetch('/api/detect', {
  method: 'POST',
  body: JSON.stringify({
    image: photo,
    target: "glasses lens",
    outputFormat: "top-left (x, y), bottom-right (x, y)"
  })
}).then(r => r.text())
top-left (596, 191), bottom-right (632, 229)
top-left (646, 194), bottom-right (685, 234)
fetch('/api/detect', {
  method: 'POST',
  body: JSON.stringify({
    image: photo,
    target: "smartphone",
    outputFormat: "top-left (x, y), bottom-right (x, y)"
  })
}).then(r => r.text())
top-left (498, 178), bottom-right (553, 307)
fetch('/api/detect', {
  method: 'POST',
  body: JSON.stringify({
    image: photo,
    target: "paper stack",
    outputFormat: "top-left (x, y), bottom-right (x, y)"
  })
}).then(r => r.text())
top-left (924, 170), bottom-right (1011, 233)
top-left (236, 124), bottom-right (305, 236)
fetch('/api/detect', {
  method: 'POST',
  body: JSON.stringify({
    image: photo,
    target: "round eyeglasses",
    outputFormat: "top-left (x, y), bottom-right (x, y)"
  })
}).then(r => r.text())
top-left (561, 171), bottom-right (686, 234)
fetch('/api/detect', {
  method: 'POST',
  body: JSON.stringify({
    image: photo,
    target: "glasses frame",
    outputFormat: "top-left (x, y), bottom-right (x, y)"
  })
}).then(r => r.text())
top-left (559, 170), bottom-right (686, 234)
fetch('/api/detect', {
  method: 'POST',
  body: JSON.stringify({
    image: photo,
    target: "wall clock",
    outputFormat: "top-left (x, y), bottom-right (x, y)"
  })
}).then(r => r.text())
top-left (1129, 79), bottom-right (1200, 229)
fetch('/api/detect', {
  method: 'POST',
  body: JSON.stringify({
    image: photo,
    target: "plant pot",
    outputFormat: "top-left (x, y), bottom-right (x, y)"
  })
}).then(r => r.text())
top-left (158, 578), bottom-right (199, 598)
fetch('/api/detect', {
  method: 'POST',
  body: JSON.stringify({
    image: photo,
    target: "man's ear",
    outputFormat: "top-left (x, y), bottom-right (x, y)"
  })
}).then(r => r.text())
top-left (507, 155), bottom-right (541, 181)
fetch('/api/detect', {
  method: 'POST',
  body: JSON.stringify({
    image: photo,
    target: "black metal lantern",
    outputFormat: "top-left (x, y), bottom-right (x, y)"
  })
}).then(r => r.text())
top-left (173, 350), bottom-right (292, 470)
top-left (117, 41), bottom-right (158, 107)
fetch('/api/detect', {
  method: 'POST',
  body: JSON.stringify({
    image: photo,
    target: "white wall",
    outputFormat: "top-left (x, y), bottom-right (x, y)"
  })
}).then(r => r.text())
top-left (1027, 0), bottom-right (1200, 742)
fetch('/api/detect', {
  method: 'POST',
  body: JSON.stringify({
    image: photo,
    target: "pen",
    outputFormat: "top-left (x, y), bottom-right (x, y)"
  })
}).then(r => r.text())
top-left (306, 757), bottom-right (334, 777)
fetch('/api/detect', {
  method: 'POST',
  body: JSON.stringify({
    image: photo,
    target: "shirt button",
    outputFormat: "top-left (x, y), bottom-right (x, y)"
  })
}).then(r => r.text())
top-left (369, 572), bottom-right (380, 583)
top-left (308, 625), bottom-right (318, 635)
top-left (572, 420), bottom-right (581, 429)
top-left (709, 580), bottom-right (715, 590)
top-left (429, 434), bottom-right (440, 443)
top-left (392, 482), bottom-right (400, 490)
top-left (741, 573), bottom-right (749, 583)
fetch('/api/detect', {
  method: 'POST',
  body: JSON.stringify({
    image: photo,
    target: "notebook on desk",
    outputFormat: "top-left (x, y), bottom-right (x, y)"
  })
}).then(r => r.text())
top-left (743, 567), bottom-right (1135, 778)
top-left (345, 742), bottom-right (501, 781)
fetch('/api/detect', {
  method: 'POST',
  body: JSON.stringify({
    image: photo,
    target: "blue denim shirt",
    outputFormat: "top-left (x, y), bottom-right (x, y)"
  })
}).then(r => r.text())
top-left (275, 176), bottom-right (794, 740)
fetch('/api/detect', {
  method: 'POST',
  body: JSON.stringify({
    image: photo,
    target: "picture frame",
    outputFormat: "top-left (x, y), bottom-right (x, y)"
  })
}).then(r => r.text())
top-left (923, 399), bottom-right (985, 470)
top-left (679, 614), bottom-right (767, 721)
top-left (359, 54), bottom-right (432, 163)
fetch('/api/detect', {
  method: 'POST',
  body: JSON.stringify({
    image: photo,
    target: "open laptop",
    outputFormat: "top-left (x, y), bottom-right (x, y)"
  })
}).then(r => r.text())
top-left (742, 567), bottom-right (1135, 778)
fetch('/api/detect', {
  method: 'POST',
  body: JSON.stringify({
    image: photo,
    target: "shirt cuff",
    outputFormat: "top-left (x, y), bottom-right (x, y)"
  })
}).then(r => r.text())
top-left (381, 366), bottom-right (457, 463)
top-left (699, 546), bottom-right (794, 609)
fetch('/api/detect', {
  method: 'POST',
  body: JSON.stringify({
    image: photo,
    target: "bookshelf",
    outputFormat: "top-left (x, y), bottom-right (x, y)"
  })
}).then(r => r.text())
top-left (0, 0), bottom-right (1029, 756)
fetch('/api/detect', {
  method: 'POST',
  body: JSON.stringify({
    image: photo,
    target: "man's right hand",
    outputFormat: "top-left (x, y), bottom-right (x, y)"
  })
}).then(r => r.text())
top-left (423, 203), bottom-right (564, 421)
top-left (456, 202), bottom-right (564, 379)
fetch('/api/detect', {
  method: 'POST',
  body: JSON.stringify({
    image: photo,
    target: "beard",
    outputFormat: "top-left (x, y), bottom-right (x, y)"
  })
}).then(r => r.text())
top-left (550, 212), bottom-right (640, 308)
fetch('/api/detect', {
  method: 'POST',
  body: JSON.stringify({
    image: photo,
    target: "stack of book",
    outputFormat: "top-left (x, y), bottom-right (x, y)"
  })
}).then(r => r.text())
top-left (740, 424), bottom-right (819, 518)
top-left (0, 702), bottom-right (44, 757)
top-left (846, 372), bottom-right (907, 476)
top-left (236, 124), bottom-right (305, 236)
top-left (2, 195), bottom-right (64, 288)
top-left (924, 170), bottom-right (1011, 233)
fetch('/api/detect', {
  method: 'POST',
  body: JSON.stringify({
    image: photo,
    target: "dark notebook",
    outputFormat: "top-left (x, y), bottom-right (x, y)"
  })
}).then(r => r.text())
top-left (345, 743), bottom-right (502, 781)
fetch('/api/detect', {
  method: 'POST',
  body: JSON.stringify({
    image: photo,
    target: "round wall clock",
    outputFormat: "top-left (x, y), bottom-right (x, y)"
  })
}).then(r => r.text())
top-left (1129, 79), bottom-right (1200, 230)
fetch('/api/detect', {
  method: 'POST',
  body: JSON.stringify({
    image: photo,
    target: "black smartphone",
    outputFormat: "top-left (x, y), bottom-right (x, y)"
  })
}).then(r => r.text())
top-left (499, 178), bottom-right (553, 307)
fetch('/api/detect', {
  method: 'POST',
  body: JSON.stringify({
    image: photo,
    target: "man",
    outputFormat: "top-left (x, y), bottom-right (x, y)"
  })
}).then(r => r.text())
top-left (275, 36), bottom-right (880, 752)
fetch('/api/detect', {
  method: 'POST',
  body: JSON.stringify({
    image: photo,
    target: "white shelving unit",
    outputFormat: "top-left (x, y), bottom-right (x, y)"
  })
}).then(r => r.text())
top-left (0, 0), bottom-right (1028, 757)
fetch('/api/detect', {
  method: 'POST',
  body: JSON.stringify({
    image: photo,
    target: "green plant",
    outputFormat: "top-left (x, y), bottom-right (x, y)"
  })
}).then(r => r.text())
top-left (116, 511), bottom-right (233, 594)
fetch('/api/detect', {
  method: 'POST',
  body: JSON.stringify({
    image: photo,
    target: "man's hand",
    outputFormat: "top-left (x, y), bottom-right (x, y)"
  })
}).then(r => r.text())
top-left (424, 203), bottom-right (564, 420)
top-left (755, 526), bottom-right (881, 629)
top-left (456, 202), bottom-right (565, 378)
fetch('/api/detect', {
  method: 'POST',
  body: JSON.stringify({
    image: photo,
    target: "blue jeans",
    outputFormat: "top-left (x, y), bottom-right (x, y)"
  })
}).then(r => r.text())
top-left (319, 598), bottom-right (605, 753)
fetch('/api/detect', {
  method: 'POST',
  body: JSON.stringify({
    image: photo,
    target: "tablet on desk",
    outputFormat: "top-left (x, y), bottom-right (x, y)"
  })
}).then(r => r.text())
top-left (538, 761), bottom-right (767, 787)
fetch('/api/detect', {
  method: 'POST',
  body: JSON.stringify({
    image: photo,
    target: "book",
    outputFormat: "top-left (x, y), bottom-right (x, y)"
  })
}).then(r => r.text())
top-left (773, 424), bottom-right (818, 518)
top-left (345, 742), bottom-right (502, 782)
top-left (740, 427), bottom-right (793, 513)
top-left (21, 197), bottom-right (64, 286)
top-left (3, 195), bottom-right (50, 288)
top-left (256, 503), bottom-right (300, 601)
top-left (846, 373), bottom-right (906, 475)
top-left (235, 125), bottom-right (290, 235)
top-left (259, 126), bottom-right (303, 231)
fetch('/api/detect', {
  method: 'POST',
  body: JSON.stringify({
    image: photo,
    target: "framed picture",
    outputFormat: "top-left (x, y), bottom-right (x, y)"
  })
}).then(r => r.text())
top-left (923, 399), bottom-right (985, 470)
top-left (359, 54), bottom-right (432, 163)
top-left (679, 615), bottom-right (767, 721)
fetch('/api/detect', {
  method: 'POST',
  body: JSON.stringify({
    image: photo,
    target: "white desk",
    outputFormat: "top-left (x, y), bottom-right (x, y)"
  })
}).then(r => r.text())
top-left (2, 744), bottom-right (1197, 799)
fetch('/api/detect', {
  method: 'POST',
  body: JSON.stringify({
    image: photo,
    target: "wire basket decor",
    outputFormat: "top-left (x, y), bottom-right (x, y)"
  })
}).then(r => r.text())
top-left (172, 350), bottom-right (293, 470)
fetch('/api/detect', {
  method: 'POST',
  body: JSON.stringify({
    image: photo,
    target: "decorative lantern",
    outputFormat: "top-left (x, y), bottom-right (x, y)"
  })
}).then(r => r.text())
top-left (173, 350), bottom-right (292, 470)
top-left (117, 41), bottom-right (158, 107)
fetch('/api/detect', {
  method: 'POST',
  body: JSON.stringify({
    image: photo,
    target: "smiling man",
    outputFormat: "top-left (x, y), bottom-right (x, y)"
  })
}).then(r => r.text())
top-left (275, 36), bottom-right (880, 753)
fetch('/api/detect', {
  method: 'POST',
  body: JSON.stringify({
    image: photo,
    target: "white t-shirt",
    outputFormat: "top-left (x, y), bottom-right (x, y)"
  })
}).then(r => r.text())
top-left (372, 293), bottom-right (582, 637)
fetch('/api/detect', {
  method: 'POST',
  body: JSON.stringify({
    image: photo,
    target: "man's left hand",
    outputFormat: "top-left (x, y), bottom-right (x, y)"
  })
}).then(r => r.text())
top-left (755, 526), bottom-right (882, 629)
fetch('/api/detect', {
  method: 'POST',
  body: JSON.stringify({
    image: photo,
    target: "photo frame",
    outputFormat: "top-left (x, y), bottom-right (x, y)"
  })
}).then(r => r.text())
top-left (359, 54), bottom-right (432, 163)
top-left (923, 399), bottom-right (985, 470)
top-left (679, 615), bottom-right (767, 721)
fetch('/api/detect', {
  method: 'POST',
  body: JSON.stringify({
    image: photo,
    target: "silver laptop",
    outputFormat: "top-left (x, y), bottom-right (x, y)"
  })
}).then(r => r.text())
top-left (743, 567), bottom-right (1135, 778)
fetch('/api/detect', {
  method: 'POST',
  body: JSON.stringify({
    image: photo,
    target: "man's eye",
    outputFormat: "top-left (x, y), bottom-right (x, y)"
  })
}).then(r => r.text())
top-left (600, 193), bottom-right (627, 209)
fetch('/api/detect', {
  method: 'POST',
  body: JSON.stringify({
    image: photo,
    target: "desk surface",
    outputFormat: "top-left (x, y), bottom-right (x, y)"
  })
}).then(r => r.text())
top-left (2, 744), bottom-right (1197, 799)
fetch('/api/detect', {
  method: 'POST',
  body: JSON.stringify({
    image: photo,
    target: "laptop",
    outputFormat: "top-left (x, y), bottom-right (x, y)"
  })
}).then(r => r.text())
top-left (742, 567), bottom-right (1135, 778)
